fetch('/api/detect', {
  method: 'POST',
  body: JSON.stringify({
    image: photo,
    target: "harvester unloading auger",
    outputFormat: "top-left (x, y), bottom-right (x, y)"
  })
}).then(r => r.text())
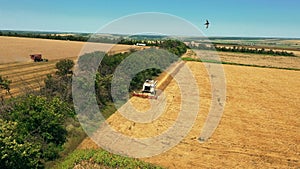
top-left (132, 79), bottom-right (158, 99)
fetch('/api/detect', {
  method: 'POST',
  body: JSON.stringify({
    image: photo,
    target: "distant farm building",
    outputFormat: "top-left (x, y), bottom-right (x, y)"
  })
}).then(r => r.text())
top-left (136, 43), bottom-right (146, 46)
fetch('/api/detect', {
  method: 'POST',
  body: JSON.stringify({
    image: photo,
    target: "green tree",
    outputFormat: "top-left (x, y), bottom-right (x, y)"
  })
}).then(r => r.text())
top-left (0, 119), bottom-right (43, 169)
top-left (159, 39), bottom-right (188, 56)
top-left (55, 59), bottom-right (74, 77)
top-left (42, 59), bottom-right (74, 102)
top-left (0, 95), bottom-right (74, 168)
top-left (95, 73), bottom-right (113, 107)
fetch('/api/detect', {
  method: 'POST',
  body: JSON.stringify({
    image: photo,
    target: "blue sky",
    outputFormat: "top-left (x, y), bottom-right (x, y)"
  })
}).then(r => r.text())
top-left (0, 0), bottom-right (299, 38)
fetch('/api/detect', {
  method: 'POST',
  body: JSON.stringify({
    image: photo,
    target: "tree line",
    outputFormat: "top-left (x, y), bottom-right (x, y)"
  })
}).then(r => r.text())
top-left (190, 43), bottom-right (295, 56)
top-left (0, 31), bottom-right (122, 43)
top-left (119, 39), bottom-right (187, 56)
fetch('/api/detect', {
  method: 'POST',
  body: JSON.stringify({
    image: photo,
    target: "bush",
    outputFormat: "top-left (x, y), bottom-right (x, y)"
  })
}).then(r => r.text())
top-left (0, 75), bottom-right (12, 95)
top-left (55, 59), bottom-right (74, 77)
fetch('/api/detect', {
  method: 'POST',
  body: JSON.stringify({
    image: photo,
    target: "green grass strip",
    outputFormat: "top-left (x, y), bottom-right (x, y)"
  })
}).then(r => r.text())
top-left (55, 149), bottom-right (165, 169)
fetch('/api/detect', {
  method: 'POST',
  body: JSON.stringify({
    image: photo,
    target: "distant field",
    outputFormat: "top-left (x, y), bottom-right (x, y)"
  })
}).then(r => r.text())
top-left (209, 38), bottom-right (300, 50)
top-left (213, 44), bottom-right (300, 57)
top-left (191, 49), bottom-right (300, 69)
top-left (0, 36), bottom-right (146, 63)
top-left (0, 36), bottom-right (146, 96)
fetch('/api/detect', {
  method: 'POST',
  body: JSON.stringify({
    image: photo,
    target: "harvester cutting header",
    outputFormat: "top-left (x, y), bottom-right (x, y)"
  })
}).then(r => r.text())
top-left (132, 79), bottom-right (158, 99)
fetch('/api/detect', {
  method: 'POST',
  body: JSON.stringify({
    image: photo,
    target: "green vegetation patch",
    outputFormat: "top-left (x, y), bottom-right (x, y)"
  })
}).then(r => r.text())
top-left (56, 149), bottom-right (164, 169)
top-left (0, 95), bottom-right (74, 169)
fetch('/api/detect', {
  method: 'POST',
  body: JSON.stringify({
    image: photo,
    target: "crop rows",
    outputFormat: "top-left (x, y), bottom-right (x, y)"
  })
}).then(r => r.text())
top-left (0, 58), bottom-right (76, 97)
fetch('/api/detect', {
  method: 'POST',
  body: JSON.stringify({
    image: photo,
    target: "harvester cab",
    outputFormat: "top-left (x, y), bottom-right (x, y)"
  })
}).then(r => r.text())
top-left (133, 79), bottom-right (158, 99)
top-left (142, 79), bottom-right (157, 95)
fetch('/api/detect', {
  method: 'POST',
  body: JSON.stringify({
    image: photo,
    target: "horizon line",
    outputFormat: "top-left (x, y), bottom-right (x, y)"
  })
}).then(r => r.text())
top-left (1, 29), bottom-right (300, 40)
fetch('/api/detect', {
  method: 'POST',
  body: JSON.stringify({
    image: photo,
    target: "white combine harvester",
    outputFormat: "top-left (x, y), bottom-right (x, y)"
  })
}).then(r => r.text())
top-left (132, 79), bottom-right (158, 99)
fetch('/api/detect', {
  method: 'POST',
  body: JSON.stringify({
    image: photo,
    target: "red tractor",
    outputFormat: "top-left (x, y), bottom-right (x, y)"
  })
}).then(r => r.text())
top-left (30, 54), bottom-right (48, 62)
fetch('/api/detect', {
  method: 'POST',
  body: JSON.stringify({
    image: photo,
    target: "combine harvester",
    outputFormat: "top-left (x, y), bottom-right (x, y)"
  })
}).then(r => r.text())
top-left (132, 79), bottom-right (158, 99)
top-left (132, 61), bottom-right (185, 100)
top-left (30, 54), bottom-right (48, 62)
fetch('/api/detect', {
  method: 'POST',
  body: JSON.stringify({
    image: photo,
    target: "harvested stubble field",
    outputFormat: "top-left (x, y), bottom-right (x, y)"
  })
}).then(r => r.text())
top-left (0, 60), bottom-right (58, 96)
top-left (79, 61), bottom-right (300, 168)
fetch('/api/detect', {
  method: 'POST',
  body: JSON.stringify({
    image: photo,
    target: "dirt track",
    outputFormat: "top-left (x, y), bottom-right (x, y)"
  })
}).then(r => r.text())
top-left (79, 61), bottom-right (300, 168)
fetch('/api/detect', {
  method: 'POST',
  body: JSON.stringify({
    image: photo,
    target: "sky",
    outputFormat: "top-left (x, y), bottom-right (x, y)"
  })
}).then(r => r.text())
top-left (0, 0), bottom-right (299, 38)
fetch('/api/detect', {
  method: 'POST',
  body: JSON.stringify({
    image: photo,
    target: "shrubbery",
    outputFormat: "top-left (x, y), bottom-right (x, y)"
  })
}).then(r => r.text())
top-left (0, 95), bottom-right (74, 169)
